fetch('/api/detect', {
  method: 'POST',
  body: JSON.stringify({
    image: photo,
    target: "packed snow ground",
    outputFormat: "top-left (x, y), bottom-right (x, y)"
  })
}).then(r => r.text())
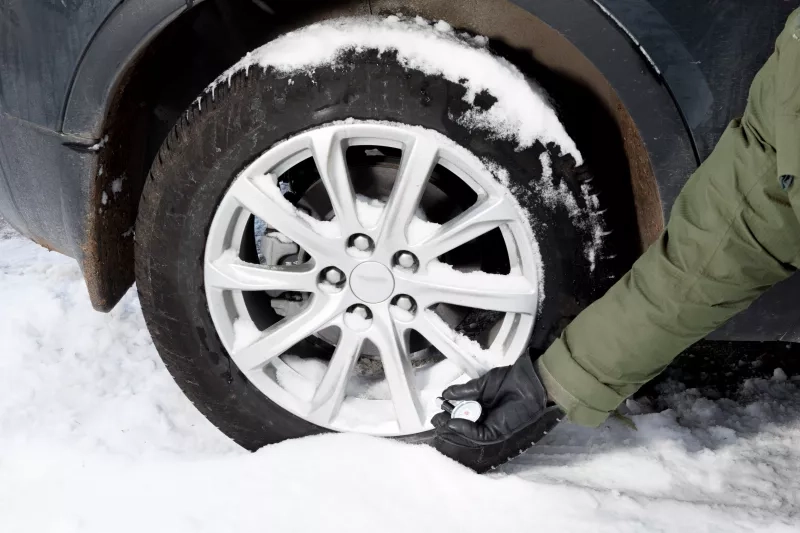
top-left (1, 222), bottom-right (799, 532)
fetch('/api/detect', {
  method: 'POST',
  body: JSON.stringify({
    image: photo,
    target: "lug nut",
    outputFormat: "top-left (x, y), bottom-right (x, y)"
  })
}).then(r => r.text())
top-left (392, 295), bottom-right (417, 314)
top-left (350, 304), bottom-right (370, 320)
top-left (352, 234), bottom-right (372, 252)
top-left (345, 304), bottom-right (373, 331)
top-left (325, 268), bottom-right (344, 284)
top-left (395, 251), bottom-right (418, 270)
top-left (320, 267), bottom-right (346, 291)
top-left (347, 234), bottom-right (375, 257)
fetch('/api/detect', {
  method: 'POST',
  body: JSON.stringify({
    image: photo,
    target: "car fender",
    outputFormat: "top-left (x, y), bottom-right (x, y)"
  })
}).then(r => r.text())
top-left (61, 0), bottom-right (195, 139)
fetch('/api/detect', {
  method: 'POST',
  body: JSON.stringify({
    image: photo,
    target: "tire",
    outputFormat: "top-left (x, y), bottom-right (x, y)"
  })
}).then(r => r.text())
top-left (135, 47), bottom-right (616, 450)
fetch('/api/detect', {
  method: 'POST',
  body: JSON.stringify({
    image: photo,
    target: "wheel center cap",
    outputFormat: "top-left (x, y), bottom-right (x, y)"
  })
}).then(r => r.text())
top-left (349, 262), bottom-right (395, 303)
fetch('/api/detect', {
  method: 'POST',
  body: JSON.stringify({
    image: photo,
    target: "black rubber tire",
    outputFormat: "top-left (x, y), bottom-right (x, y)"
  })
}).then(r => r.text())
top-left (135, 48), bottom-right (616, 450)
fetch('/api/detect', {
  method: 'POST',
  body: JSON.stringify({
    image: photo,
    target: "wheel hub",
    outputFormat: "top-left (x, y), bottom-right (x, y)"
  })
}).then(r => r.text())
top-left (349, 261), bottom-right (395, 303)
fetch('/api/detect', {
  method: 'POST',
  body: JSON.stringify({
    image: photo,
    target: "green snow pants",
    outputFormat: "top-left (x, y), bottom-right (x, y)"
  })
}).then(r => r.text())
top-left (537, 8), bottom-right (800, 426)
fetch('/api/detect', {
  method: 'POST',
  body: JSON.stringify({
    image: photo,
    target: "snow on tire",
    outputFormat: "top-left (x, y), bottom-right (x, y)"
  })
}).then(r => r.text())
top-left (135, 15), bottom-right (615, 448)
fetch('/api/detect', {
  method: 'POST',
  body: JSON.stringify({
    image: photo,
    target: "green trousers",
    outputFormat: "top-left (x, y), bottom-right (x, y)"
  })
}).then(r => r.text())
top-left (537, 8), bottom-right (800, 426)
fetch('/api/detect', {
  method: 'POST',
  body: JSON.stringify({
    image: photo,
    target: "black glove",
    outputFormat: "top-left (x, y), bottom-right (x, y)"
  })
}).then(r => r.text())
top-left (431, 353), bottom-right (564, 473)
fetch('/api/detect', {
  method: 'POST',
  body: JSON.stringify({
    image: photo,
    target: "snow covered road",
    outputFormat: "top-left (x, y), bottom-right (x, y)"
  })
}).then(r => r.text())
top-left (1, 222), bottom-right (798, 532)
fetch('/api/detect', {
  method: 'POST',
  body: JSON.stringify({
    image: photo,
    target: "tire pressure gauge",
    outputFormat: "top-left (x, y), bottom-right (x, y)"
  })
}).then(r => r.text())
top-left (439, 398), bottom-right (483, 423)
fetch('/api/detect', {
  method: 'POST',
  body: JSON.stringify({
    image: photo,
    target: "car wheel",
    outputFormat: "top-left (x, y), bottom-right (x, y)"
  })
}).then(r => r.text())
top-left (135, 21), bottom-right (614, 448)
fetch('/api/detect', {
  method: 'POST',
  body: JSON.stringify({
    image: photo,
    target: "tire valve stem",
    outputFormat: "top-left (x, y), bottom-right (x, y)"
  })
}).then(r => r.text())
top-left (438, 397), bottom-right (483, 423)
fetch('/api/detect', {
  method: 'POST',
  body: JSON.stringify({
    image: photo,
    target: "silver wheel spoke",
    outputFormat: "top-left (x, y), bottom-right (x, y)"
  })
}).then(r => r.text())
top-left (228, 176), bottom-right (340, 260)
top-left (416, 196), bottom-right (516, 260)
top-left (369, 306), bottom-right (424, 431)
top-left (234, 296), bottom-right (342, 370)
top-left (413, 314), bottom-right (486, 378)
top-left (309, 129), bottom-right (362, 232)
top-left (206, 252), bottom-right (317, 292)
top-left (411, 272), bottom-right (537, 314)
top-left (308, 329), bottom-right (363, 424)
top-left (378, 140), bottom-right (439, 245)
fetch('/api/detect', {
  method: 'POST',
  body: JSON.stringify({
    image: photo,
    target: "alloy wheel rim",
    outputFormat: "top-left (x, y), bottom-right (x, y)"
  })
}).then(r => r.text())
top-left (204, 121), bottom-right (541, 436)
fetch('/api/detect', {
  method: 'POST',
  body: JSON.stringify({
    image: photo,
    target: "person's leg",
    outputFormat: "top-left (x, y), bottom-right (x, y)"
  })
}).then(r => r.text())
top-left (537, 109), bottom-right (800, 427)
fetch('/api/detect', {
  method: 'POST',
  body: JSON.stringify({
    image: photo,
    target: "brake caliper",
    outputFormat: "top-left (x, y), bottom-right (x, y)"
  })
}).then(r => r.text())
top-left (260, 230), bottom-right (310, 317)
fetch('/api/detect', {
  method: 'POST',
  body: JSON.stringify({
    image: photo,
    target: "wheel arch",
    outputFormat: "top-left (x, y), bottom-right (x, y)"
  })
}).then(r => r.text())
top-left (68, 0), bottom-right (692, 311)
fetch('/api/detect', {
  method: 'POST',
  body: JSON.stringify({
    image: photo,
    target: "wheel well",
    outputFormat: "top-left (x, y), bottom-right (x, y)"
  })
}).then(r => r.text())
top-left (90, 0), bottom-right (659, 310)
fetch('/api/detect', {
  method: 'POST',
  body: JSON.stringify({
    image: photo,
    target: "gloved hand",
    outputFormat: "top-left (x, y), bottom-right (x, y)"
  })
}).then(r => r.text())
top-left (431, 352), bottom-right (564, 473)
